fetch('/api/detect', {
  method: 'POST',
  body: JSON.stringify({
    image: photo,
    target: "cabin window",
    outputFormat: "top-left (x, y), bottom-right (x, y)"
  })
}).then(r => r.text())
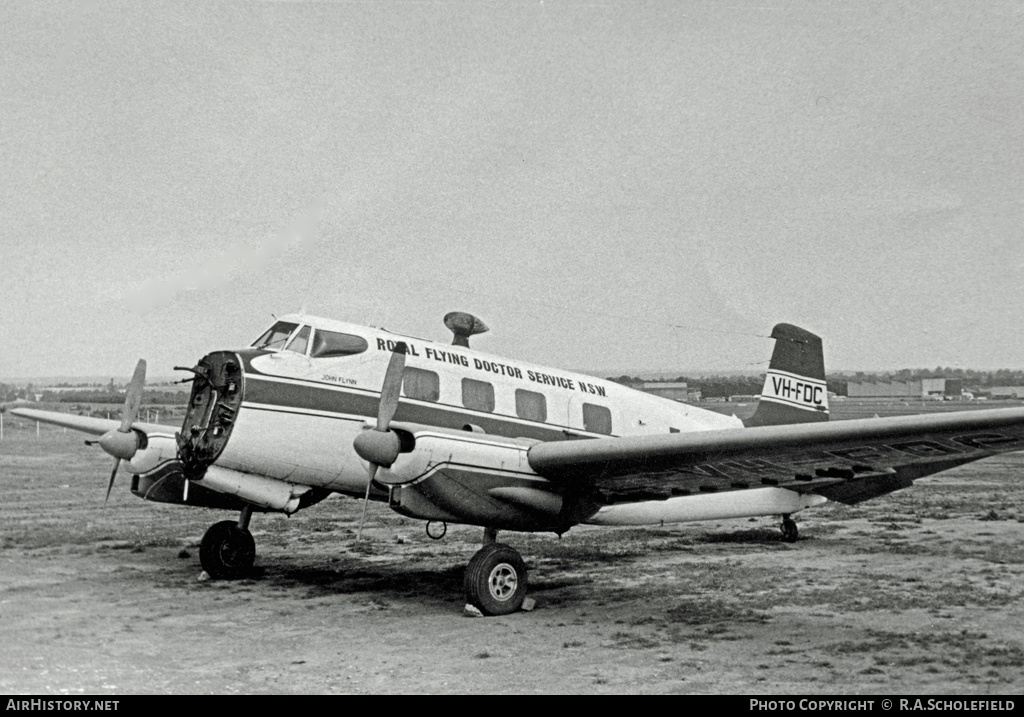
top-left (286, 325), bottom-right (311, 355)
top-left (461, 378), bottom-right (495, 413)
top-left (515, 389), bottom-right (547, 422)
top-left (310, 330), bottom-right (369, 359)
top-left (582, 403), bottom-right (612, 435)
top-left (403, 367), bottom-right (440, 402)
top-left (251, 321), bottom-right (298, 350)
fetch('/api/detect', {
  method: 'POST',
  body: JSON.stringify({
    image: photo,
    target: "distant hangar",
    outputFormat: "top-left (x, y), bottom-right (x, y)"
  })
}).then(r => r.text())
top-left (846, 378), bottom-right (962, 399)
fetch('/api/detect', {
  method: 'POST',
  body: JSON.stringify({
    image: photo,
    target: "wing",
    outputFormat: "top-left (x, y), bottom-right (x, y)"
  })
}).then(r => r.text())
top-left (7, 407), bottom-right (168, 438)
top-left (527, 407), bottom-right (1024, 505)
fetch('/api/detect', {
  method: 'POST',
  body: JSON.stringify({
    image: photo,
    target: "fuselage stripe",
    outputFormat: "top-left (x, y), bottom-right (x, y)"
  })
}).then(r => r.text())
top-left (242, 402), bottom-right (366, 423)
top-left (242, 374), bottom-right (606, 441)
top-left (241, 402), bottom-right (536, 451)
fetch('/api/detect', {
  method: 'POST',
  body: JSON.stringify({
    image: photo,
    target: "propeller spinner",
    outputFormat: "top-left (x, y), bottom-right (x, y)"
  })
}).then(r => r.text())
top-left (352, 343), bottom-right (407, 539)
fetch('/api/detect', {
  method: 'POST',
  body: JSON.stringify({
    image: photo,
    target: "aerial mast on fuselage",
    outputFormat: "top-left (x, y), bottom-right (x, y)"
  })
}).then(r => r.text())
top-left (444, 311), bottom-right (489, 348)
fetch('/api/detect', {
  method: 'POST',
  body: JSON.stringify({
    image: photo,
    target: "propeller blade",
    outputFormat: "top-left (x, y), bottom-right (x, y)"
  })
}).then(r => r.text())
top-left (105, 458), bottom-right (121, 504)
top-left (118, 359), bottom-right (147, 433)
top-left (92, 359), bottom-right (145, 504)
top-left (376, 343), bottom-right (406, 432)
top-left (356, 342), bottom-right (408, 541)
top-left (356, 463), bottom-right (379, 541)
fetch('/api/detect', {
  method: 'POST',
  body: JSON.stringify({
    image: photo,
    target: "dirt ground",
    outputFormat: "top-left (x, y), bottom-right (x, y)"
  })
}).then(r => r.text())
top-left (1, 424), bottom-right (1023, 694)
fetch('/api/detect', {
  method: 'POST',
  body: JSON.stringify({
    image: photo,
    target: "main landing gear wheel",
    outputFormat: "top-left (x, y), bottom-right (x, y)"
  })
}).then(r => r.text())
top-left (464, 543), bottom-right (528, 616)
top-left (781, 516), bottom-right (799, 543)
top-left (200, 520), bottom-right (256, 579)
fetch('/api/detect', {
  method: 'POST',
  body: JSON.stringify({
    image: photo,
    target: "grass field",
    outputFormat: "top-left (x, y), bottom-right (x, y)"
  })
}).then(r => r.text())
top-left (1, 406), bottom-right (1023, 694)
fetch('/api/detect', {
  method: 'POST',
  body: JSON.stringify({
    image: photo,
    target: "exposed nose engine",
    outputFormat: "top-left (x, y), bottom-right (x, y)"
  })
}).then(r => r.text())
top-left (177, 351), bottom-right (245, 478)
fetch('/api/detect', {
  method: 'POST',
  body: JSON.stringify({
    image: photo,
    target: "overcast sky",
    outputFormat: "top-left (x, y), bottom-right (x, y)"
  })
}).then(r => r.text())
top-left (2, 0), bottom-right (1022, 380)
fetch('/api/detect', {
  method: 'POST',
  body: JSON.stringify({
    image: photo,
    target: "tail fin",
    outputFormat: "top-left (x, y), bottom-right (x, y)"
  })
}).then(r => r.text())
top-left (744, 323), bottom-right (829, 427)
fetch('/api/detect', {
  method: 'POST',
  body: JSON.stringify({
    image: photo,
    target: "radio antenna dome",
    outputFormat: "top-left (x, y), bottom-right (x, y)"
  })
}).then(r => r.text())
top-left (444, 312), bottom-right (489, 348)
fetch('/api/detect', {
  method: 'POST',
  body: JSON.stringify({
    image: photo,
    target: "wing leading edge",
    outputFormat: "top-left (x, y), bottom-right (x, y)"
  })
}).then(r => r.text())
top-left (7, 408), bottom-right (168, 438)
top-left (527, 407), bottom-right (1024, 505)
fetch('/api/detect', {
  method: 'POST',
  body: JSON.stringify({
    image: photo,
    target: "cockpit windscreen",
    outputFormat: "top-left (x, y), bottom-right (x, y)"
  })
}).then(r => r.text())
top-left (251, 321), bottom-right (298, 350)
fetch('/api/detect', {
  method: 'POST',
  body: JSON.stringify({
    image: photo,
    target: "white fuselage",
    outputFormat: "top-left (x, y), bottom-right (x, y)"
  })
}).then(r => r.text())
top-left (170, 314), bottom-right (821, 528)
top-left (217, 314), bottom-right (740, 489)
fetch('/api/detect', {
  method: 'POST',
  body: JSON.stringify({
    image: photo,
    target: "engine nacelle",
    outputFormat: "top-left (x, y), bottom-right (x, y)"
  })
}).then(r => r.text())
top-left (131, 459), bottom-right (330, 513)
top-left (376, 427), bottom-right (584, 532)
top-left (375, 427), bottom-right (537, 486)
top-left (125, 433), bottom-right (179, 475)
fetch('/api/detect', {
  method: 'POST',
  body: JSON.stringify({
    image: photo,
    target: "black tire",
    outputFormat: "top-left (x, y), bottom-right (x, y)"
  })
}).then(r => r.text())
top-left (200, 520), bottom-right (256, 579)
top-left (464, 543), bottom-right (528, 616)
top-left (781, 517), bottom-right (799, 543)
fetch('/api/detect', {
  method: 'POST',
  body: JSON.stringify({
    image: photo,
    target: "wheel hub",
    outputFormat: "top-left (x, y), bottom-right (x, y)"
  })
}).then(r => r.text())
top-left (218, 537), bottom-right (247, 567)
top-left (487, 563), bottom-right (518, 602)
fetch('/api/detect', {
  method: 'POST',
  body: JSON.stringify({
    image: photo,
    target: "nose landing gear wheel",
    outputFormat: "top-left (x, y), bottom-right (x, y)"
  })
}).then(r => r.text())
top-left (200, 520), bottom-right (256, 579)
top-left (464, 543), bottom-right (528, 616)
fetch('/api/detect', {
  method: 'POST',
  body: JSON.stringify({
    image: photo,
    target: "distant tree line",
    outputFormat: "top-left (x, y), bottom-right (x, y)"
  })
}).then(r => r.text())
top-left (607, 368), bottom-right (1024, 400)
top-left (0, 382), bottom-right (187, 405)
top-left (42, 389), bottom-right (189, 405)
top-left (847, 368), bottom-right (1024, 384)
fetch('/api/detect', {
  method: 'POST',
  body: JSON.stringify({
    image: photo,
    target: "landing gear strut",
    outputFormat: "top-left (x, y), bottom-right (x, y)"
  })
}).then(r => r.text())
top-left (780, 515), bottom-right (799, 543)
top-left (200, 505), bottom-right (256, 579)
top-left (464, 528), bottom-right (528, 616)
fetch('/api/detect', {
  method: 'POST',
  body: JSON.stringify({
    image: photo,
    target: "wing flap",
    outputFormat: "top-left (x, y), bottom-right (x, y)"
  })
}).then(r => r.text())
top-left (528, 407), bottom-right (1024, 504)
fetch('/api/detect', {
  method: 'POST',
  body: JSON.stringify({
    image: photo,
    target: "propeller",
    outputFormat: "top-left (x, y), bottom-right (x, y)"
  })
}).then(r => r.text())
top-left (352, 343), bottom-right (407, 539)
top-left (88, 360), bottom-right (146, 503)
